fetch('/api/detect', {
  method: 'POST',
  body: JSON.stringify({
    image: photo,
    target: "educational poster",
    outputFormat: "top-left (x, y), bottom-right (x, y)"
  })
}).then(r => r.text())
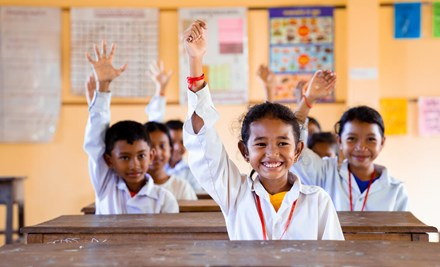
top-left (71, 8), bottom-right (158, 97)
top-left (418, 97), bottom-right (440, 136)
top-left (380, 98), bottom-right (408, 135)
top-left (433, 2), bottom-right (440, 38)
top-left (178, 8), bottom-right (248, 104)
top-left (0, 7), bottom-right (61, 142)
top-left (394, 3), bottom-right (421, 39)
top-left (269, 7), bottom-right (334, 103)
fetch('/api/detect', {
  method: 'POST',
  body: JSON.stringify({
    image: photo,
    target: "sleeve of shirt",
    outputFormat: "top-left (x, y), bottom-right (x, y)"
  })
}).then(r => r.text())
top-left (160, 189), bottom-right (179, 213)
top-left (395, 183), bottom-right (410, 211)
top-left (317, 190), bottom-right (345, 240)
top-left (183, 85), bottom-right (245, 213)
top-left (83, 91), bottom-right (112, 197)
top-left (181, 179), bottom-right (198, 200)
top-left (145, 95), bottom-right (166, 122)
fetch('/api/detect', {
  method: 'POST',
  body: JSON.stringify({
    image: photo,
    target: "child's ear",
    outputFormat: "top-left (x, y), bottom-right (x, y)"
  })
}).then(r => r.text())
top-left (104, 153), bottom-right (113, 168)
top-left (149, 148), bottom-right (156, 161)
top-left (237, 141), bottom-right (249, 162)
top-left (293, 141), bottom-right (304, 162)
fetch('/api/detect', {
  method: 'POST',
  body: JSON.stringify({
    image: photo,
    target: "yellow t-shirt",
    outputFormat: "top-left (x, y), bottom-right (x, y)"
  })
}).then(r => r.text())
top-left (269, 191), bottom-right (287, 212)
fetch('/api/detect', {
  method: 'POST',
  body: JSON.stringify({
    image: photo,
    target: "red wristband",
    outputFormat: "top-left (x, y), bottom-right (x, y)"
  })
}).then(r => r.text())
top-left (302, 94), bottom-right (313, 109)
top-left (187, 74), bottom-right (205, 90)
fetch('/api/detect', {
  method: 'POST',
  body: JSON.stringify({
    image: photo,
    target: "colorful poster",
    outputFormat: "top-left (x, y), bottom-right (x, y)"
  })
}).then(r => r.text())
top-left (269, 7), bottom-right (334, 103)
top-left (418, 97), bottom-right (440, 136)
top-left (433, 2), bottom-right (440, 38)
top-left (380, 98), bottom-right (408, 135)
top-left (0, 7), bottom-right (61, 142)
top-left (394, 3), bottom-right (421, 39)
top-left (179, 8), bottom-right (248, 105)
top-left (71, 8), bottom-right (158, 97)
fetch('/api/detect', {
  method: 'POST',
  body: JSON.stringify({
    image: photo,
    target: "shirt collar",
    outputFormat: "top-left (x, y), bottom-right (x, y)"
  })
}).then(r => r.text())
top-left (116, 174), bottom-right (159, 199)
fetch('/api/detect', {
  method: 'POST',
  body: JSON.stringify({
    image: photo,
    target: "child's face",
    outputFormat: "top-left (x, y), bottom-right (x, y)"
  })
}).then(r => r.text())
top-left (311, 143), bottom-right (337, 158)
top-left (104, 140), bottom-right (152, 185)
top-left (148, 130), bottom-right (172, 172)
top-left (308, 123), bottom-right (320, 136)
top-left (169, 129), bottom-right (185, 164)
top-left (239, 117), bottom-right (303, 182)
top-left (339, 119), bottom-right (385, 169)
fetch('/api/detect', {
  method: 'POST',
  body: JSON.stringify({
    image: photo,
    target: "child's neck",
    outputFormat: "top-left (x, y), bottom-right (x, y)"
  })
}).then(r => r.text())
top-left (348, 164), bottom-right (376, 181)
top-left (149, 170), bottom-right (170, 185)
top-left (169, 158), bottom-right (181, 168)
top-left (260, 177), bottom-right (292, 195)
top-left (125, 179), bottom-right (146, 193)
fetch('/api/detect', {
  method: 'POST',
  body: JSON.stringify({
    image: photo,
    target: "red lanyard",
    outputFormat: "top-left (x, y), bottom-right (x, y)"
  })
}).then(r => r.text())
top-left (253, 192), bottom-right (297, 240)
top-left (348, 169), bottom-right (375, 211)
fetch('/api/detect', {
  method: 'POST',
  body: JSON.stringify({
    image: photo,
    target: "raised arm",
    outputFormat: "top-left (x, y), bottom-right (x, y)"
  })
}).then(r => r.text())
top-left (256, 64), bottom-right (275, 102)
top-left (294, 70), bottom-right (336, 123)
top-left (145, 60), bottom-right (173, 122)
top-left (183, 20), bottom-right (207, 134)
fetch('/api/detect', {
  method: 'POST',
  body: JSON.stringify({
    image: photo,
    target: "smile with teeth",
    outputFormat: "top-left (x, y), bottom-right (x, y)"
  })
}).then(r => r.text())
top-left (262, 162), bottom-right (283, 168)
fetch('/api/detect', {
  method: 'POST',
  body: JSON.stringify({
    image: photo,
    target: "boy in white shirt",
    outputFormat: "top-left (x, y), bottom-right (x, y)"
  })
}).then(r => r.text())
top-left (84, 40), bottom-right (178, 214)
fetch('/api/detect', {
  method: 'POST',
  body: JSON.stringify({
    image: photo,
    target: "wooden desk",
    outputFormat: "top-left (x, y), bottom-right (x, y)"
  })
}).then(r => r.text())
top-left (2, 240), bottom-right (440, 266)
top-left (81, 199), bottom-right (221, 214)
top-left (0, 176), bottom-right (25, 244)
top-left (23, 212), bottom-right (437, 244)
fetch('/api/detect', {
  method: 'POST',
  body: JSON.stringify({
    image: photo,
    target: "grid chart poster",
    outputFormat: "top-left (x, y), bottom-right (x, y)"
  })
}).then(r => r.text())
top-left (71, 8), bottom-right (158, 97)
top-left (269, 7), bottom-right (334, 103)
top-left (418, 97), bottom-right (440, 136)
top-left (179, 8), bottom-right (248, 104)
top-left (0, 7), bottom-right (61, 142)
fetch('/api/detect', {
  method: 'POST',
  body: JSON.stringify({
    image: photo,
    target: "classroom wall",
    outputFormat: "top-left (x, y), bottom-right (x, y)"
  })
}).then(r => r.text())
top-left (1, 0), bottom-right (440, 245)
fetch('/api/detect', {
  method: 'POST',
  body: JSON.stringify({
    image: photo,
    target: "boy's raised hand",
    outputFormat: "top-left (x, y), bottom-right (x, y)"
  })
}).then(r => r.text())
top-left (147, 60), bottom-right (173, 96)
top-left (85, 40), bottom-right (127, 92)
top-left (304, 70), bottom-right (336, 102)
top-left (183, 20), bottom-right (207, 59)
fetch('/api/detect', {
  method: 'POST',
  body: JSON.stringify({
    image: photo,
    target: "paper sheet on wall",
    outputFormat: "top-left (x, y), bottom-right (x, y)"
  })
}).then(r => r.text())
top-left (418, 97), bottom-right (440, 136)
top-left (70, 8), bottom-right (158, 97)
top-left (394, 3), bottom-right (421, 39)
top-left (380, 98), bottom-right (408, 135)
top-left (269, 7), bottom-right (334, 103)
top-left (178, 8), bottom-right (248, 104)
top-left (433, 2), bottom-right (440, 38)
top-left (0, 7), bottom-right (61, 142)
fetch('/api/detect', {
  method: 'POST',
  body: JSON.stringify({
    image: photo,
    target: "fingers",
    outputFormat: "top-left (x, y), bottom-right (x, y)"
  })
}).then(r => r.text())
top-left (94, 43), bottom-right (101, 61)
top-left (118, 63), bottom-right (128, 74)
top-left (85, 52), bottom-right (94, 64)
top-left (108, 43), bottom-right (116, 60)
top-left (186, 20), bottom-right (207, 42)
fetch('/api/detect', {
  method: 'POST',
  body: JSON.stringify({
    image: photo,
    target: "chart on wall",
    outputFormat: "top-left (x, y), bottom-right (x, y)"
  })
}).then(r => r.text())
top-left (269, 6), bottom-right (334, 103)
top-left (179, 8), bottom-right (248, 104)
top-left (0, 7), bottom-right (61, 142)
top-left (71, 8), bottom-right (158, 97)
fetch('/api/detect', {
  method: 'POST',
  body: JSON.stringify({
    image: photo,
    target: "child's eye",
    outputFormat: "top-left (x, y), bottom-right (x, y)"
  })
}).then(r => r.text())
top-left (346, 137), bottom-right (355, 142)
top-left (120, 156), bottom-right (129, 160)
top-left (278, 142), bottom-right (289, 146)
top-left (254, 143), bottom-right (266, 147)
top-left (368, 138), bottom-right (377, 142)
top-left (138, 153), bottom-right (146, 159)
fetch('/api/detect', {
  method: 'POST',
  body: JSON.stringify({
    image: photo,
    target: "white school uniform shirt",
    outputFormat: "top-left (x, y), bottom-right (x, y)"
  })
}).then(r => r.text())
top-left (158, 174), bottom-right (198, 200)
top-left (146, 95), bottom-right (204, 192)
top-left (183, 86), bottom-right (344, 240)
top-left (84, 91), bottom-right (179, 214)
top-left (291, 145), bottom-right (409, 211)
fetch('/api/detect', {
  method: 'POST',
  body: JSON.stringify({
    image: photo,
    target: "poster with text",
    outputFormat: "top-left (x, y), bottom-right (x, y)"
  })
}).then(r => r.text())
top-left (179, 8), bottom-right (248, 104)
top-left (71, 8), bottom-right (158, 97)
top-left (269, 6), bottom-right (334, 103)
top-left (419, 97), bottom-right (440, 136)
top-left (380, 98), bottom-right (408, 135)
top-left (394, 3), bottom-right (421, 39)
top-left (0, 7), bottom-right (61, 142)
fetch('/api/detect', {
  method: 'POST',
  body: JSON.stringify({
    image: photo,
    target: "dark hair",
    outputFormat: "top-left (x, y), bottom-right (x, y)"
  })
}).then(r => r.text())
top-left (144, 121), bottom-right (173, 148)
top-left (334, 106), bottom-right (385, 137)
top-left (240, 101), bottom-right (301, 145)
top-left (308, 116), bottom-right (321, 131)
top-left (104, 120), bottom-right (151, 155)
top-left (307, 132), bottom-right (337, 149)
top-left (165, 119), bottom-right (184, 131)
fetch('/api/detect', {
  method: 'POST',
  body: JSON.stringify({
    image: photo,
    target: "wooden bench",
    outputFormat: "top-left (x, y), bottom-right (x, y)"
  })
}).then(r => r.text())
top-left (2, 240), bottom-right (440, 266)
top-left (81, 199), bottom-right (221, 214)
top-left (22, 211), bottom-right (437, 244)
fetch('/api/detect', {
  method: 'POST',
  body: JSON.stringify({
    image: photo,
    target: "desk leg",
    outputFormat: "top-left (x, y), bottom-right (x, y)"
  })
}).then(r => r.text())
top-left (5, 197), bottom-right (13, 244)
top-left (18, 202), bottom-right (24, 238)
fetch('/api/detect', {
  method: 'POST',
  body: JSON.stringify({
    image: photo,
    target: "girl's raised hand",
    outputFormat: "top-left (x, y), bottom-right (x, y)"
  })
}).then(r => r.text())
top-left (304, 70), bottom-right (336, 102)
top-left (183, 20), bottom-right (207, 59)
top-left (85, 40), bottom-right (127, 92)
